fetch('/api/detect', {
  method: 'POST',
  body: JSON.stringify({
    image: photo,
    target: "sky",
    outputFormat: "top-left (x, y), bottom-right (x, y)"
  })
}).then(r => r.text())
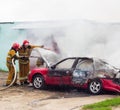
top-left (1, 0), bottom-right (120, 70)
top-left (0, 0), bottom-right (120, 22)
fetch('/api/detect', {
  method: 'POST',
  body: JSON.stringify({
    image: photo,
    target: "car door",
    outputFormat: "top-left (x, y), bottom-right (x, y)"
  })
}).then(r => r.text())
top-left (47, 58), bottom-right (76, 85)
top-left (72, 59), bottom-right (94, 84)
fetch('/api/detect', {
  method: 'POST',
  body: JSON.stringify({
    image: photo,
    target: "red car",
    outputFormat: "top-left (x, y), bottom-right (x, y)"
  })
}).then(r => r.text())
top-left (28, 57), bottom-right (120, 94)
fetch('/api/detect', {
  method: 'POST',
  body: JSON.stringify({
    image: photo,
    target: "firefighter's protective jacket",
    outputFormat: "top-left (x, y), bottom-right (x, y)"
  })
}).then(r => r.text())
top-left (6, 49), bottom-right (18, 65)
top-left (18, 45), bottom-right (43, 83)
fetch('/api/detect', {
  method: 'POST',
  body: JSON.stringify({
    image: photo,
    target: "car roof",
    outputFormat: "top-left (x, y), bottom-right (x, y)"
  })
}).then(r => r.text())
top-left (61, 57), bottom-right (93, 60)
top-left (53, 57), bottom-right (93, 65)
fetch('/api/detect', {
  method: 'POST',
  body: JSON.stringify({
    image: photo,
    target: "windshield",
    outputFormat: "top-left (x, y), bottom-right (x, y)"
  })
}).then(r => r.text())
top-left (55, 59), bottom-right (75, 69)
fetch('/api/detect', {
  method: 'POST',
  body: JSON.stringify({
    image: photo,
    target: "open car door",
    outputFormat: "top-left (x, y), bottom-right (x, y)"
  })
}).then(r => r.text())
top-left (72, 59), bottom-right (94, 84)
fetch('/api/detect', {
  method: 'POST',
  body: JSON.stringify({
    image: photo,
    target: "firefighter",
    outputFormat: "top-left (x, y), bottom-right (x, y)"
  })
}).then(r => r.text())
top-left (6, 43), bottom-right (20, 86)
top-left (18, 40), bottom-right (44, 85)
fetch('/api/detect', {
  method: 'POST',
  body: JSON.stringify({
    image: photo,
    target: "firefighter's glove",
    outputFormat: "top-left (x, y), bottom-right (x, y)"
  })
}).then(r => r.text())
top-left (20, 57), bottom-right (29, 60)
top-left (20, 57), bottom-right (24, 60)
top-left (41, 45), bottom-right (44, 48)
top-left (28, 45), bottom-right (31, 49)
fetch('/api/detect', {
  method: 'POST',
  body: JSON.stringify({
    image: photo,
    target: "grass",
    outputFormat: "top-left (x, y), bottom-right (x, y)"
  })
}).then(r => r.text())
top-left (82, 97), bottom-right (120, 110)
top-left (0, 69), bottom-right (8, 73)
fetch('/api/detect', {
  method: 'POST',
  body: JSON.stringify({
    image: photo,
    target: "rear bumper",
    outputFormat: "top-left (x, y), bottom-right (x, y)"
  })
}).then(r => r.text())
top-left (101, 79), bottom-right (120, 92)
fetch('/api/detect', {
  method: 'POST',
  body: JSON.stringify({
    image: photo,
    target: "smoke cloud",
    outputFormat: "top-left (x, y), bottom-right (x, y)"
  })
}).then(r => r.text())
top-left (23, 20), bottom-right (120, 68)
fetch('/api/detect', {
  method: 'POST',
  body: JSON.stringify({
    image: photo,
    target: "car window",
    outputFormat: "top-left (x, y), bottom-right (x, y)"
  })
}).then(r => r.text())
top-left (55, 59), bottom-right (75, 69)
top-left (76, 60), bottom-right (93, 72)
top-left (93, 59), bottom-right (117, 78)
top-left (30, 49), bottom-right (42, 69)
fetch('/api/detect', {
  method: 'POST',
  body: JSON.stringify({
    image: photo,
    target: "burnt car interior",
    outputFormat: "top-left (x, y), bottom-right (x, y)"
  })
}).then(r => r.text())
top-left (93, 59), bottom-right (120, 85)
top-left (72, 58), bottom-right (94, 84)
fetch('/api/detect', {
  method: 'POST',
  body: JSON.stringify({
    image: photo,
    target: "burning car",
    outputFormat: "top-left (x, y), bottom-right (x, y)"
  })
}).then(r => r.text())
top-left (28, 57), bottom-right (120, 94)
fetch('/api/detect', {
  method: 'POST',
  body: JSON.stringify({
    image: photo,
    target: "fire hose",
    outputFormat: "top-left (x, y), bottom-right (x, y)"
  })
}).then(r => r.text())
top-left (0, 58), bottom-right (17, 91)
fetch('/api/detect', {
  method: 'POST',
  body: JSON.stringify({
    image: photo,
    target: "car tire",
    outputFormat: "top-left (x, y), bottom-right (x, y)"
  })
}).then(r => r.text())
top-left (33, 74), bottom-right (45, 89)
top-left (88, 79), bottom-right (102, 95)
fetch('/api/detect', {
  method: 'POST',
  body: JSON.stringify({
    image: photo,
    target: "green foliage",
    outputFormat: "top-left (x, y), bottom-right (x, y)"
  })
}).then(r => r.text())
top-left (82, 97), bottom-right (120, 110)
top-left (92, 107), bottom-right (111, 110)
top-left (0, 69), bottom-right (8, 72)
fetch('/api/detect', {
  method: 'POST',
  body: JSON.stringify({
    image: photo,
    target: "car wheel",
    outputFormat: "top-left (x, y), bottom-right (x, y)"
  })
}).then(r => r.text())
top-left (33, 74), bottom-right (45, 89)
top-left (88, 79), bottom-right (102, 95)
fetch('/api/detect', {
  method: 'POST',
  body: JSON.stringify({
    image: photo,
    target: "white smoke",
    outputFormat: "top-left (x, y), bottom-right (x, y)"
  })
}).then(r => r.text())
top-left (59, 21), bottom-right (120, 68)
top-left (15, 20), bottom-right (120, 68)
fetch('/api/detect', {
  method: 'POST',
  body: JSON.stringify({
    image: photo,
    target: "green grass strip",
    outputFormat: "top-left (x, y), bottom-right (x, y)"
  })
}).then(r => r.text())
top-left (0, 69), bottom-right (8, 72)
top-left (82, 97), bottom-right (120, 110)
top-left (91, 107), bottom-right (111, 110)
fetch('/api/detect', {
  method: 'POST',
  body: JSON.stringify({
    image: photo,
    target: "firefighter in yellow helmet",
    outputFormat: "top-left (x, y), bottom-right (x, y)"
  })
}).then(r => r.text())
top-left (6, 43), bottom-right (20, 86)
top-left (18, 40), bottom-right (44, 85)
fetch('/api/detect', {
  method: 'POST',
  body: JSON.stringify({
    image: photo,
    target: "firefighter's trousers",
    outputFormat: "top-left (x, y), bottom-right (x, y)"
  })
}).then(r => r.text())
top-left (19, 61), bottom-right (30, 84)
top-left (6, 63), bottom-right (17, 85)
